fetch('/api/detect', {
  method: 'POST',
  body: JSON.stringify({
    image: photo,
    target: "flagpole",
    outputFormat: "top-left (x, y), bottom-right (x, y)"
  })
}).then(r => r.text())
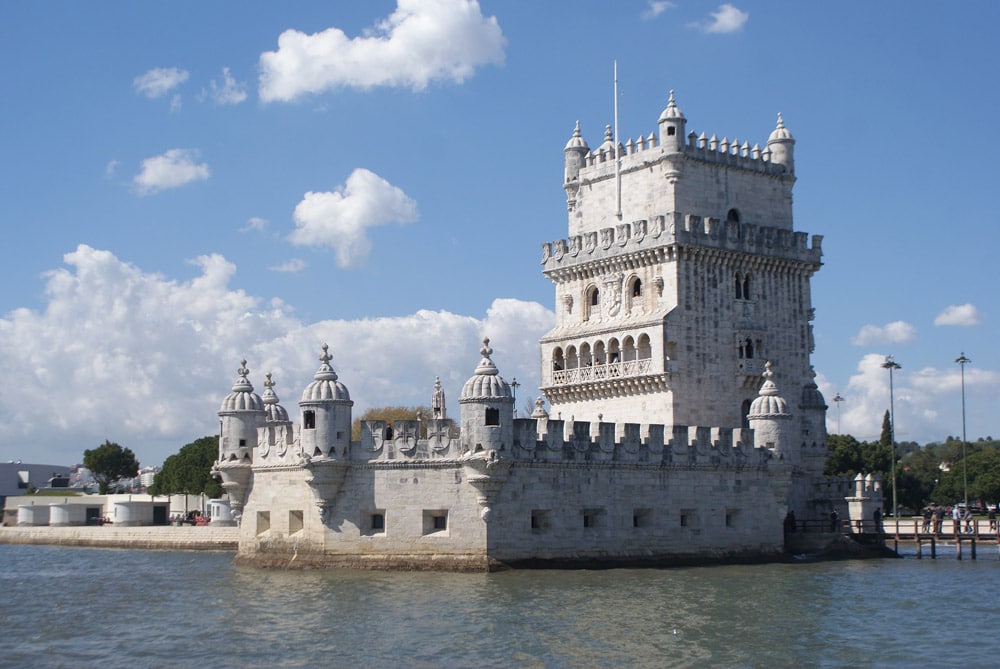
top-left (614, 60), bottom-right (622, 220)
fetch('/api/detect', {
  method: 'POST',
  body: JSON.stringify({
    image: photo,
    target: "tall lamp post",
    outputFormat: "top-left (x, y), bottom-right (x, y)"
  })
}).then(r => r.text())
top-left (881, 356), bottom-right (901, 519)
top-left (511, 377), bottom-right (520, 418)
top-left (956, 353), bottom-right (971, 510)
top-left (832, 393), bottom-right (844, 434)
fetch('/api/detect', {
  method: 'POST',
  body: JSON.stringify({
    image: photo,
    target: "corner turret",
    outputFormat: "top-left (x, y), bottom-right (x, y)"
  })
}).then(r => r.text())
top-left (657, 90), bottom-right (686, 153)
top-left (299, 344), bottom-right (353, 459)
top-left (217, 359), bottom-right (265, 463)
top-left (766, 113), bottom-right (795, 174)
top-left (459, 337), bottom-right (514, 455)
top-left (564, 120), bottom-right (589, 184)
top-left (748, 362), bottom-right (794, 461)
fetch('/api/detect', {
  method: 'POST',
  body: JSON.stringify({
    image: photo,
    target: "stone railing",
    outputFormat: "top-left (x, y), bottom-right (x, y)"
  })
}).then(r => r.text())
top-left (552, 358), bottom-right (652, 385)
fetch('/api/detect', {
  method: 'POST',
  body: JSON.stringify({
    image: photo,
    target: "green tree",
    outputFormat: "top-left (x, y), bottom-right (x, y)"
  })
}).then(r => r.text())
top-left (83, 440), bottom-right (140, 494)
top-left (149, 436), bottom-right (222, 498)
top-left (824, 434), bottom-right (864, 478)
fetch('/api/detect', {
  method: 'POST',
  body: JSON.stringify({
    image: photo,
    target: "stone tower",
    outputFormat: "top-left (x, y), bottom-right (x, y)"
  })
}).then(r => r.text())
top-left (539, 92), bottom-right (824, 437)
top-left (299, 344), bottom-right (353, 459)
top-left (215, 359), bottom-right (265, 520)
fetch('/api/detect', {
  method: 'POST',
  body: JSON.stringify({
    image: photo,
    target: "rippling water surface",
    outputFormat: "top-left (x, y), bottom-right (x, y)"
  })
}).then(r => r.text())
top-left (2, 544), bottom-right (999, 668)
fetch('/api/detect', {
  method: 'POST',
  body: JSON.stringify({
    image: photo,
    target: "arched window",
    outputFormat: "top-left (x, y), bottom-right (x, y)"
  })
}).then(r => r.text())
top-left (585, 285), bottom-right (600, 321)
top-left (735, 273), bottom-right (743, 300)
top-left (637, 334), bottom-right (652, 360)
top-left (608, 338), bottom-right (621, 364)
top-left (727, 208), bottom-right (740, 224)
top-left (594, 340), bottom-right (606, 365)
top-left (744, 338), bottom-right (754, 359)
top-left (622, 336), bottom-right (636, 362)
top-left (632, 278), bottom-right (642, 297)
top-left (580, 342), bottom-right (593, 367)
top-left (589, 286), bottom-right (600, 306)
top-left (741, 399), bottom-right (752, 429)
top-left (385, 426), bottom-right (394, 440)
top-left (743, 274), bottom-right (751, 300)
top-left (552, 347), bottom-right (565, 371)
top-left (566, 345), bottom-right (579, 369)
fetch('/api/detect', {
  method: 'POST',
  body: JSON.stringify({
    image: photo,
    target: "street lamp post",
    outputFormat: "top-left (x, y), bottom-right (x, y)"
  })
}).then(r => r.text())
top-left (511, 377), bottom-right (520, 418)
top-left (956, 353), bottom-right (971, 510)
top-left (832, 393), bottom-right (844, 434)
top-left (881, 356), bottom-right (901, 519)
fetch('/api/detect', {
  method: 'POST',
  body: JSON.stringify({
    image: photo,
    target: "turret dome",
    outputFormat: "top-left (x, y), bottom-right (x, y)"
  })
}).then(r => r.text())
top-left (748, 362), bottom-right (790, 417)
top-left (657, 90), bottom-right (686, 122)
top-left (219, 360), bottom-right (264, 413)
top-left (460, 338), bottom-right (512, 401)
top-left (300, 344), bottom-right (351, 402)
top-left (767, 113), bottom-right (793, 142)
top-left (261, 372), bottom-right (290, 422)
top-left (564, 120), bottom-right (589, 152)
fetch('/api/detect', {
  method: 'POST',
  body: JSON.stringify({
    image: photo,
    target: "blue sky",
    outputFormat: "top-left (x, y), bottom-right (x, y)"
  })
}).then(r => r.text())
top-left (1, 1), bottom-right (997, 467)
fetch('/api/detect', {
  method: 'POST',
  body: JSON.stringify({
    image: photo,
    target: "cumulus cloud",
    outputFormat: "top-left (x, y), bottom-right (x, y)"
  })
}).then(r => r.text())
top-left (205, 67), bottom-right (248, 105)
top-left (259, 0), bottom-right (506, 102)
top-left (691, 3), bottom-right (748, 33)
top-left (642, 1), bottom-right (675, 20)
top-left (289, 168), bottom-right (418, 268)
top-left (850, 321), bottom-right (916, 346)
top-left (133, 67), bottom-right (189, 98)
top-left (133, 148), bottom-right (210, 195)
top-left (242, 217), bottom-right (269, 233)
top-left (0, 246), bottom-right (552, 466)
top-left (823, 353), bottom-right (1000, 443)
top-left (268, 258), bottom-right (307, 273)
top-left (934, 303), bottom-right (981, 327)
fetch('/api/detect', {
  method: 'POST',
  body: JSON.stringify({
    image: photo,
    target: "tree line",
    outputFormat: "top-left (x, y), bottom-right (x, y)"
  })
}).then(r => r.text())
top-left (827, 411), bottom-right (1000, 512)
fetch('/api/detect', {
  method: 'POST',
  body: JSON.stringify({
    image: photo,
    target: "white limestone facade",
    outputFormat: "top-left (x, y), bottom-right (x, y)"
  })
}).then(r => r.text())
top-left (216, 91), bottom-right (875, 571)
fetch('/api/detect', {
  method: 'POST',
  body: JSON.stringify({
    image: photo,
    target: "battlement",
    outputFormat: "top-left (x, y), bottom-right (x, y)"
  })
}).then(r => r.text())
top-left (542, 213), bottom-right (822, 270)
top-left (579, 127), bottom-right (787, 180)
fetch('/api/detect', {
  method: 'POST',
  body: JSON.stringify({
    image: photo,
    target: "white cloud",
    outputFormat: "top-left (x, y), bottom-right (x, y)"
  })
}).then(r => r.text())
top-left (268, 258), bottom-right (307, 273)
top-left (133, 148), bottom-right (210, 195)
top-left (850, 321), bottom-right (916, 346)
top-left (289, 168), bottom-right (418, 268)
top-left (0, 246), bottom-right (552, 466)
top-left (642, 1), bottom-right (675, 20)
top-left (259, 0), bottom-right (506, 102)
top-left (105, 160), bottom-right (118, 179)
top-left (206, 67), bottom-right (248, 105)
top-left (824, 353), bottom-right (1000, 443)
top-left (934, 303), bottom-right (981, 327)
top-left (133, 67), bottom-right (189, 98)
top-left (691, 4), bottom-right (748, 33)
top-left (242, 217), bottom-right (269, 233)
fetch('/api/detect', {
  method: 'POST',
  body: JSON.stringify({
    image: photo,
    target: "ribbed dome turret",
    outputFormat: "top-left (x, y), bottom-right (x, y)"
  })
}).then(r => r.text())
top-left (261, 372), bottom-right (290, 422)
top-left (748, 362), bottom-right (790, 417)
top-left (657, 90), bottom-right (686, 122)
top-left (460, 338), bottom-right (512, 401)
top-left (300, 344), bottom-right (351, 402)
top-left (219, 359), bottom-right (264, 412)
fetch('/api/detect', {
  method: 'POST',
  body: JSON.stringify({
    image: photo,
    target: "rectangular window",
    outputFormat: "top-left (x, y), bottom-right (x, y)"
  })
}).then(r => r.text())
top-left (531, 509), bottom-right (550, 532)
top-left (238, 438), bottom-right (247, 447)
top-left (583, 508), bottom-right (604, 529)
top-left (303, 411), bottom-right (316, 429)
top-left (485, 408), bottom-right (500, 426)
top-left (256, 511), bottom-right (270, 536)
top-left (422, 510), bottom-right (449, 535)
top-left (289, 510), bottom-right (303, 534)
top-left (726, 508), bottom-right (739, 528)
top-left (633, 508), bottom-right (651, 529)
top-left (361, 510), bottom-right (386, 536)
top-left (680, 508), bottom-right (697, 528)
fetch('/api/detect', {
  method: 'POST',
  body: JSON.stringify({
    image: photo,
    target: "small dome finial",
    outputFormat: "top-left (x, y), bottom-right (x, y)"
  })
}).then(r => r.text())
top-left (480, 337), bottom-right (492, 359)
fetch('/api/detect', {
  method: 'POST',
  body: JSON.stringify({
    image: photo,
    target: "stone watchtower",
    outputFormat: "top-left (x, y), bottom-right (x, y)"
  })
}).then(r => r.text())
top-left (459, 338), bottom-right (514, 456)
top-left (299, 344), bottom-right (353, 460)
top-left (215, 360), bottom-right (265, 520)
top-left (540, 90), bottom-right (823, 438)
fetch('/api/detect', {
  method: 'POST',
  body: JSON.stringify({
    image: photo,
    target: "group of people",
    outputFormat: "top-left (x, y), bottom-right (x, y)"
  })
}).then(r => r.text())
top-left (918, 504), bottom-right (999, 535)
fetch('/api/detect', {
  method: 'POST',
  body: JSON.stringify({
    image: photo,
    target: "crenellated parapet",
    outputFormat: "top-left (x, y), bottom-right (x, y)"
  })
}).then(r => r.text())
top-left (542, 212), bottom-right (822, 274)
top-left (509, 418), bottom-right (777, 468)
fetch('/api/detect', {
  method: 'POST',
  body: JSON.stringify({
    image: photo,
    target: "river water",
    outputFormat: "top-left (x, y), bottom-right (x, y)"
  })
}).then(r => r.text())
top-left (1, 544), bottom-right (998, 668)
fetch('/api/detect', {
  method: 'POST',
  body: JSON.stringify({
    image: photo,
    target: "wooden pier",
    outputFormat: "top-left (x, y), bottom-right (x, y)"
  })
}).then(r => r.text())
top-left (877, 518), bottom-right (1000, 560)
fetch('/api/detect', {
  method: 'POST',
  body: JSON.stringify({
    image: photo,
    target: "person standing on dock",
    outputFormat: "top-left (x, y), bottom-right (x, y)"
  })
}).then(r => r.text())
top-left (988, 506), bottom-right (996, 532)
top-left (921, 507), bottom-right (932, 533)
top-left (952, 505), bottom-right (962, 535)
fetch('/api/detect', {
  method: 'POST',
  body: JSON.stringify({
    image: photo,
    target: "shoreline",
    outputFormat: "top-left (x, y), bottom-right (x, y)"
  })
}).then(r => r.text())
top-left (0, 525), bottom-right (238, 551)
